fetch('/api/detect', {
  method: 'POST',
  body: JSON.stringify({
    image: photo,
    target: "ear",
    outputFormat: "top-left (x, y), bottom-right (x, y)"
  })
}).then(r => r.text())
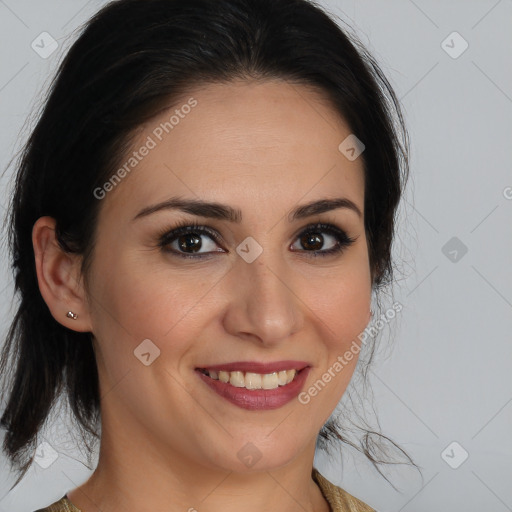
top-left (32, 216), bottom-right (93, 333)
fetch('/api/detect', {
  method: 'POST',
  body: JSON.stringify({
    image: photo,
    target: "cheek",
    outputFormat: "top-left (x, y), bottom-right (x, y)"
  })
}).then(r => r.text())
top-left (302, 255), bottom-right (371, 407)
top-left (311, 283), bottom-right (370, 400)
top-left (315, 279), bottom-right (371, 342)
top-left (93, 250), bottom-right (217, 340)
top-left (87, 261), bottom-right (208, 406)
top-left (299, 283), bottom-right (370, 427)
top-left (308, 251), bottom-right (372, 345)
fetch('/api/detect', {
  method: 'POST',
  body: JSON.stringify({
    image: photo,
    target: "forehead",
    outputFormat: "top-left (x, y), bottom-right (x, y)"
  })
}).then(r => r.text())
top-left (98, 79), bottom-right (365, 222)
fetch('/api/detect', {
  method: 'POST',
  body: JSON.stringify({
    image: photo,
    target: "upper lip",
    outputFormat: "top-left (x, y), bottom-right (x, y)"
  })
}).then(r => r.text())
top-left (197, 360), bottom-right (310, 374)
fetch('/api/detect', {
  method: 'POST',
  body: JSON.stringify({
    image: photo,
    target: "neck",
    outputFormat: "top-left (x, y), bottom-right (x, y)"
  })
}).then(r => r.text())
top-left (67, 410), bottom-right (330, 512)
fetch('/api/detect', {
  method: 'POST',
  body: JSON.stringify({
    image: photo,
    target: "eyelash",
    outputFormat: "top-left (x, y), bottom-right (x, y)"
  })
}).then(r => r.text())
top-left (156, 220), bottom-right (357, 260)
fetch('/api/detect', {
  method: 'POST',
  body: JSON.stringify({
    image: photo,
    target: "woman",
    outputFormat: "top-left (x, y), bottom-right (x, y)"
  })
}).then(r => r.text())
top-left (0, 0), bottom-right (415, 510)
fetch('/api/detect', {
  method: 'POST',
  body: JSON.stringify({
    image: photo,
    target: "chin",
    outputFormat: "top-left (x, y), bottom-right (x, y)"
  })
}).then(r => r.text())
top-left (205, 434), bottom-right (307, 473)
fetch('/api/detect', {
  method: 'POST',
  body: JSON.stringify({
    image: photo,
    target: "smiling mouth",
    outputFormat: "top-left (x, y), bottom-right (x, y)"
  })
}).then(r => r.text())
top-left (196, 368), bottom-right (303, 390)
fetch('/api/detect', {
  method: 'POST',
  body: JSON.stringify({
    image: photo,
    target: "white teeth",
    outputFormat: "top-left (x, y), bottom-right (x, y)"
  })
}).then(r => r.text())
top-left (229, 371), bottom-right (245, 388)
top-left (262, 372), bottom-right (279, 389)
top-left (245, 372), bottom-right (262, 389)
top-left (218, 371), bottom-right (230, 383)
top-left (203, 369), bottom-right (298, 389)
top-left (277, 370), bottom-right (289, 386)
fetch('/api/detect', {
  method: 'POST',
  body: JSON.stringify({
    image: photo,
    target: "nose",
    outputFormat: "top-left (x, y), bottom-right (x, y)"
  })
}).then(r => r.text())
top-left (221, 255), bottom-right (304, 346)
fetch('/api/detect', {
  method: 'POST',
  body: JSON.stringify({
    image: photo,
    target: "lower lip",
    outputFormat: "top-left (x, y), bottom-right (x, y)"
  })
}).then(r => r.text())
top-left (195, 367), bottom-right (311, 411)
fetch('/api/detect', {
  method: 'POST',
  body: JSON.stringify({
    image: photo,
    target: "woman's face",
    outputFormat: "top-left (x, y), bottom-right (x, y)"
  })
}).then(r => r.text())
top-left (84, 79), bottom-right (372, 473)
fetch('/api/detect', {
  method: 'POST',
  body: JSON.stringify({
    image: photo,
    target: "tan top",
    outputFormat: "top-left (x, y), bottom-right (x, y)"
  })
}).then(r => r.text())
top-left (34, 467), bottom-right (375, 512)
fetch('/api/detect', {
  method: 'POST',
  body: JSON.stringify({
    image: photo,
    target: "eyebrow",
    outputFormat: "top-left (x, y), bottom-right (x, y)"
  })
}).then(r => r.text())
top-left (132, 196), bottom-right (362, 223)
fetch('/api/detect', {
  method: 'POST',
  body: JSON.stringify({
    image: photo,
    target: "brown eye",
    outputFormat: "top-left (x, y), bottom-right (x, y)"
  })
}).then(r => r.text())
top-left (291, 223), bottom-right (356, 258)
top-left (158, 223), bottom-right (225, 259)
top-left (300, 232), bottom-right (324, 251)
top-left (157, 222), bottom-right (356, 260)
top-left (177, 233), bottom-right (203, 253)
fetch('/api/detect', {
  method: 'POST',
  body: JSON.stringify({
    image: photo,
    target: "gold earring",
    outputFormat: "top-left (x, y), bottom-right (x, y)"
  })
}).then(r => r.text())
top-left (66, 311), bottom-right (78, 320)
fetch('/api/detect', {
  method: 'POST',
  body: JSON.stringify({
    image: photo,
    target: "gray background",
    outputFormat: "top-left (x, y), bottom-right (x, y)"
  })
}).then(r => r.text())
top-left (0, 1), bottom-right (511, 511)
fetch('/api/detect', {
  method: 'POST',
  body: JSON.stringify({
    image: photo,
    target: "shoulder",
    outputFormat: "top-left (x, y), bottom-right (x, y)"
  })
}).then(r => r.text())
top-left (33, 496), bottom-right (81, 512)
top-left (312, 467), bottom-right (376, 512)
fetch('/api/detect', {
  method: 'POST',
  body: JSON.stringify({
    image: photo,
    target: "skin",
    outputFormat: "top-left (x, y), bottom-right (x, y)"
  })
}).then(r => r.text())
top-left (33, 79), bottom-right (372, 512)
